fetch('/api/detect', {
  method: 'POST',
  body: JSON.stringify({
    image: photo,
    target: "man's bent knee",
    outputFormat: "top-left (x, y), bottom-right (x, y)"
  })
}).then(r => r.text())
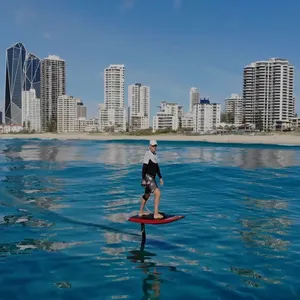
top-left (142, 193), bottom-right (150, 201)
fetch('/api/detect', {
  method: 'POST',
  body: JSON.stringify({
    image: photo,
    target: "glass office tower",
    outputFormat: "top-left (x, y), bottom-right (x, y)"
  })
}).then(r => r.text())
top-left (24, 53), bottom-right (41, 99)
top-left (5, 42), bottom-right (26, 125)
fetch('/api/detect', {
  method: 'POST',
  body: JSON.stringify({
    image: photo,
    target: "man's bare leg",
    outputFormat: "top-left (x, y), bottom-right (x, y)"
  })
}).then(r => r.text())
top-left (153, 188), bottom-right (163, 219)
top-left (139, 195), bottom-right (150, 216)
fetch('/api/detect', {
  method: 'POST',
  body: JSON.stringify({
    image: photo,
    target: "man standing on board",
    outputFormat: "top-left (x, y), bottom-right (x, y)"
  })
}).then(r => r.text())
top-left (139, 140), bottom-right (164, 219)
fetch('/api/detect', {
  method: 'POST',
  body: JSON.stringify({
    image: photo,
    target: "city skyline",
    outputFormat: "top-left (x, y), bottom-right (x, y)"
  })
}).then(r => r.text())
top-left (1, 44), bottom-right (227, 124)
top-left (1, 42), bottom-right (297, 126)
top-left (0, 0), bottom-right (299, 121)
top-left (0, 43), bottom-right (297, 132)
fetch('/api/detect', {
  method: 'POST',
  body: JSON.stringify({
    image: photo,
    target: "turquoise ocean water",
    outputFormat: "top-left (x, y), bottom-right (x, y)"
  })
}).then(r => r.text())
top-left (1, 138), bottom-right (300, 299)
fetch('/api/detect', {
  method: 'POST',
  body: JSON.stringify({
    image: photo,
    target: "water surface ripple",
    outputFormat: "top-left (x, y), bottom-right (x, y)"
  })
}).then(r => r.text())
top-left (1, 138), bottom-right (300, 299)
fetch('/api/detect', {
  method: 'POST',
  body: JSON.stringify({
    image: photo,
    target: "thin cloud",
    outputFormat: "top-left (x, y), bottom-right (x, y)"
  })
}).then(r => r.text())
top-left (121, 0), bottom-right (135, 10)
top-left (173, 0), bottom-right (183, 9)
top-left (14, 7), bottom-right (36, 26)
top-left (43, 33), bottom-right (52, 40)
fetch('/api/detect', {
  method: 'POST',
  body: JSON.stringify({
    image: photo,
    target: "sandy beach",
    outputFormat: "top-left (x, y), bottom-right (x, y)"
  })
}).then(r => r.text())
top-left (0, 132), bottom-right (300, 145)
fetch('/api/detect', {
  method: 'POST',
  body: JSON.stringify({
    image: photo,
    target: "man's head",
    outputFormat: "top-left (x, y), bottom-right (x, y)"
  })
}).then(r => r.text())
top-left (149, 139), bottom-right (157, 153)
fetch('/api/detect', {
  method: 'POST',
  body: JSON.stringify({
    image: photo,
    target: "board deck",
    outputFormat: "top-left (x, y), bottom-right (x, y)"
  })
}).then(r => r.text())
top-left (128, 212), bottom-right (184, 224)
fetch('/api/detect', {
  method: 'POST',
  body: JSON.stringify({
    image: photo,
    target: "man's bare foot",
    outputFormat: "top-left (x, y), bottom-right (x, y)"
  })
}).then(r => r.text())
top-left (139, 211), bottom-right (150, 217)
top-left (154, 213), bottom-right (163, 219)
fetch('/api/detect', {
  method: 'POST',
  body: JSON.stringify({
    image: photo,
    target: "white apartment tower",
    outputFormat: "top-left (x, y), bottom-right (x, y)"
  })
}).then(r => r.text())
top-left (193, 100), bottom-right (221, 133)
top-left (104, 64), bottom-right (125, 108)
top-left (128, 83), bottom-right (150, 131)
top-left (225, 93), bottom-right (244, 124)
top-left (190, 87), bottom-right (200, 112)
top-left (243, 58), bottom-right (294, 131)
top-left (99, 64), bottom-right (126, 132)
top-left (22, 88), bottom-right (41, 132)
top-left (41, 55), bottom-right (66, 131)
top-left (57, 95), bottom-right (78, 133)
top-left (153, 101), bottom-right (183, 131)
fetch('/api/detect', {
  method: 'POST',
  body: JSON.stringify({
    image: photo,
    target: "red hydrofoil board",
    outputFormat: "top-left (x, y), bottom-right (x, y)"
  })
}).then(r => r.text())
top-left (128, 212), bottom-right (184, 225)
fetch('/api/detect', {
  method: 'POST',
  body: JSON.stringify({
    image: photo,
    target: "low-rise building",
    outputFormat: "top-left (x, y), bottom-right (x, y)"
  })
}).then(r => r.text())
top-left (153, 101), bottom-right (183, 131)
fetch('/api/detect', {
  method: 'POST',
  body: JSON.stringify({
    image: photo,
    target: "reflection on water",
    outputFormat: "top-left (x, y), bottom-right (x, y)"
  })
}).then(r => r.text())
top-left (184, 147), bottom-right (299, 169)
top-left (232, 193), bottom-right (293, 288)
top-left (1, 142), bottom-right (69, 213)
top-left (5, 139), bottom-right (300, 169)
top-left (127, 247), bottom-right (180, 300)
top-left (1, 138), bottom-right (300, 299)
top-left (239, 148), bottom-right (297, 169)
top-left (240, 197), bottom-right (292, 250)
top-left (97, 143), bottom-right (146, 166)
top-left (1, 213), bottom-right (54, 228)
top-left (245, 197), bottom-right (289, 210)
top-left (0, 236), bottom-right (85, 256)
top-left (230, 266), bottom-right (281, 286)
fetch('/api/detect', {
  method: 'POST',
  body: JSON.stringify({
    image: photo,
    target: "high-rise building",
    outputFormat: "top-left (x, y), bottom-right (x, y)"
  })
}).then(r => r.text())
top-left (99, 64), bottom-right (126, 131)
top-left (4, 43), bottom-right (42, 127)
top-left (41, 55), bottom-right (66, 131)
top-left (212, 102), bottom-right (221, 126)
top-left (104, 64), bottom-right (125, 109)
top-left (76, 99), bottom-right (87, 120)
top-left (153, 101), bottom-right (183, 131)
top-left (224, 93), bottom-right (244, 124)
top-left (24, 53), bottom-right (41, 99)
top-left (22, 88), bottom-right (41, 132)
top-left (128, 83), bottom-right (150, 131)
top-left (193, 99), bottom-right (221, 133)
top-left (57, 95), bottom-right (78, 133)
top-left (5, 42), bottom-right (27, 125)
top-left (243, 58), bottom-right (295, 131)
top-left (189, 87), bottom-right (200, 112)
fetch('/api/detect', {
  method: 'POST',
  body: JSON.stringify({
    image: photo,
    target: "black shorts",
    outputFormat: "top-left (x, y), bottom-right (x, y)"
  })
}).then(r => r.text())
top-left (144, 174), bottom-right (158, 194)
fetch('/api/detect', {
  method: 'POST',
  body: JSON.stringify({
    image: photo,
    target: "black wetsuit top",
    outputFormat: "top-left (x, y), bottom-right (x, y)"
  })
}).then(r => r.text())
top-left (142, 150), bottom-right (162, 180)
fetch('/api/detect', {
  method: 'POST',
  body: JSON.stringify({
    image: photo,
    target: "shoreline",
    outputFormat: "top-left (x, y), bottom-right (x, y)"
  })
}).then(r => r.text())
top-left (1, 132), bottom-right (300, 145)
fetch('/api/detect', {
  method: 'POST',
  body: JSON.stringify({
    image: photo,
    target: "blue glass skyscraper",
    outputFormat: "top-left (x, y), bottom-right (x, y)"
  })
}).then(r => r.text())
top-left (5, 42), bottom-right (26, 125)
top-left (24, 53), bottom-right (41, 99)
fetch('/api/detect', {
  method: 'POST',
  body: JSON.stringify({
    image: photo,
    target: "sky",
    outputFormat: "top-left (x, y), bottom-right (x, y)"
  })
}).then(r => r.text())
top-left (0, 0), bottom-right (300, 120)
